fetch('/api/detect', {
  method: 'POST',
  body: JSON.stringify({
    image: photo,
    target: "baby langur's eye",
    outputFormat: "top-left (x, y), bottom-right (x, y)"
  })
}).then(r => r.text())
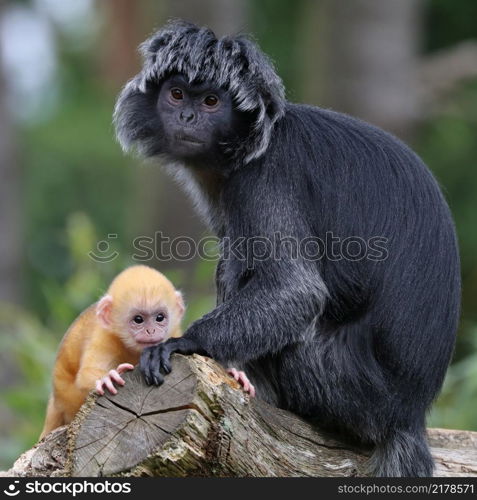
top-left (203, 95), bottom-right (218, 107)
top-left (156, 313), bottom-right (165, 322)
top-left (170, 88), bottom-right (183, 100)
top-left (133, 315), bottom-right (144, 324)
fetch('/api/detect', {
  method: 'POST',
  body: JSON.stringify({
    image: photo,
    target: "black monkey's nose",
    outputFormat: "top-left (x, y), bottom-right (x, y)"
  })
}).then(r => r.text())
top-left (180, 110), bottom-right (195, 123)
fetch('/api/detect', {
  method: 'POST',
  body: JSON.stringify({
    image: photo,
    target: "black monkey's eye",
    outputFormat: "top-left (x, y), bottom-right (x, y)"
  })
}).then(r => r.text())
top-left (204, 95), bottom-right (218, 107)
top-left (170, 88), bottom-right (183, 100)
top-left (133, 315), bottom-right (144, 324)
top-left (156, 313), bottom-right (165, 322)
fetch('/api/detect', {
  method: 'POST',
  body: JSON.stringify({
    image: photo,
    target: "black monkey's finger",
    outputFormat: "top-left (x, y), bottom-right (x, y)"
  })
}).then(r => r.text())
top-left (161, 348), bottom-right (172, 374)
top-left (140, 347), bottom-right (153, 385)
top-left (150, 345), bottom-right (165, 386)
top-left (139, 350), bottom-right (150, 385)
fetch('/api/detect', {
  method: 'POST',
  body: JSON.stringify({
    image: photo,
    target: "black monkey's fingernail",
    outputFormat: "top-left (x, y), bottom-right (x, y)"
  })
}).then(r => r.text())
top-left (161, 348), bottom-right (172, 374)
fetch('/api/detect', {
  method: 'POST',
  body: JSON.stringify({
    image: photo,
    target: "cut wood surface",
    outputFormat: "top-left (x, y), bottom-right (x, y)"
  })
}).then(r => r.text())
top-left (2, 355), bottom-right (476, 477)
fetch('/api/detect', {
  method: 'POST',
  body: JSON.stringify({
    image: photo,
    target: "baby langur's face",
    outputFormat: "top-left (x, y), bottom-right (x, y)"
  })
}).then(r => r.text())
top-left (97, 282), bottom-right (184, 352)
top-left (126, 307), bottom-right (171, 347)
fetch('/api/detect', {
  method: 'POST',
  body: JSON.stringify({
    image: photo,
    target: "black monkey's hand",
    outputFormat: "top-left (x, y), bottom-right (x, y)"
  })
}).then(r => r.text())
top-left (140, 337), bottom-right (207, 386)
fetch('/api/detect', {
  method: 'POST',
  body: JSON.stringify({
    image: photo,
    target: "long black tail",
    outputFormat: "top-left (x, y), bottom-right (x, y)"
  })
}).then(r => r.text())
top-left (367, 429), bottom-right (434, 477)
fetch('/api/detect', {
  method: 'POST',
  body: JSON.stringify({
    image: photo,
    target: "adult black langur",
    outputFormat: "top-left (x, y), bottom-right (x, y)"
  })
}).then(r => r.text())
top-left (114, 20), bottom-right (461, 477)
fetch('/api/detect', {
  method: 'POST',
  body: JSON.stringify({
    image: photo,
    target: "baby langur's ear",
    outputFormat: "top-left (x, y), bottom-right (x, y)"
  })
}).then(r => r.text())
top-left (175, 291), bottom-right (185, 318)
top-left (96, 295), bottom-right (113, 329)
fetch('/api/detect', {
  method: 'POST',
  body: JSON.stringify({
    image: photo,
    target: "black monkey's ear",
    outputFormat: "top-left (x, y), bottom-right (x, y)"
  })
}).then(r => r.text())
top-left (114, 19), bottom-right (286, 163)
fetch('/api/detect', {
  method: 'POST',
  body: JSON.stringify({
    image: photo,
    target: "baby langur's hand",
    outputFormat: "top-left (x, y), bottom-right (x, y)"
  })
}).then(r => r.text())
top-left (95, 363), bottom-right (134, 396)
top-left (226, 368), bottom-right (256, 397)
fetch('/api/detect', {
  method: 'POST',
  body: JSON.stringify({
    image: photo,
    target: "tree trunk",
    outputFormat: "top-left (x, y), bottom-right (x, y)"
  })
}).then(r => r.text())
top-left (165, 0), bottom-right (248, 36)
top-left (97, 0), bottom-right (143, 90)
top-left (299, 0), bottom-right (425, 141)
top-left (3, 355), bottom-right (476, 478)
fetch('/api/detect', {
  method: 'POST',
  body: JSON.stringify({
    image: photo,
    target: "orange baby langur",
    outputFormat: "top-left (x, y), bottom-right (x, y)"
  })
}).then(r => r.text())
top-left (40, 265), bottom-right (184, 439)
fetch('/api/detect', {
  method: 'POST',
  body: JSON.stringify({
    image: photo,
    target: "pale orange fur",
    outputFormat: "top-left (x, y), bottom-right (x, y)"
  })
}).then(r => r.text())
top-left (40, 266), bottom-right (184, 439)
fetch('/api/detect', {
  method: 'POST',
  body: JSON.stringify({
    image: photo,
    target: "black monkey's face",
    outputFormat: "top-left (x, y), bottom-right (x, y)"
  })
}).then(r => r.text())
top-left (156, 75), bottom-right (245, 164)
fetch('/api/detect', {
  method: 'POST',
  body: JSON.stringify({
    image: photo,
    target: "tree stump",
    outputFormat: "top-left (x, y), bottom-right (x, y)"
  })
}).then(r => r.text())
top-left (3, 355), bottom-right (477, 477)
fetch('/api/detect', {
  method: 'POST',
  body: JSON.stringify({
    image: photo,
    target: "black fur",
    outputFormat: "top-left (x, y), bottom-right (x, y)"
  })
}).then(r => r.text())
top-left (115, 21), bottom-right (461, 477)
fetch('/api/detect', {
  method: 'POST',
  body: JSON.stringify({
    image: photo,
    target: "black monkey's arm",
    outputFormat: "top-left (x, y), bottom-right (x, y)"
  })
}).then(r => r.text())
top-left (188, 269), bottom-right (327, 360)
top-left (141, 262), bottom-right (327, 385)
